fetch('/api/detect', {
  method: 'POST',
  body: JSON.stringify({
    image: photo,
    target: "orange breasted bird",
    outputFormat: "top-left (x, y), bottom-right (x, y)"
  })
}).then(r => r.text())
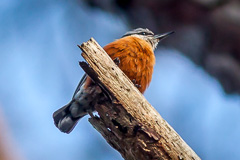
top-left (53, 28), bottom-right (174, 133)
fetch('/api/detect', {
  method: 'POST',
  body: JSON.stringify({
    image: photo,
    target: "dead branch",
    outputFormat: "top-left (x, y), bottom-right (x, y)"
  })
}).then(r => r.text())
top-left (78, 38), bottom-right (200, 160)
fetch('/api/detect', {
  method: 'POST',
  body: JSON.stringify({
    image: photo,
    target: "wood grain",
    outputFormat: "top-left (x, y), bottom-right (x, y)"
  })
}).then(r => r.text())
top-left (79, 38), bottom-right (200, 160)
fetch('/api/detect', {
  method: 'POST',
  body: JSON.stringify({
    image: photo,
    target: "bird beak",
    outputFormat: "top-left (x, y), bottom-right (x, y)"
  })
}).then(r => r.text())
top-left (154, 31), bottom-right (175, 40)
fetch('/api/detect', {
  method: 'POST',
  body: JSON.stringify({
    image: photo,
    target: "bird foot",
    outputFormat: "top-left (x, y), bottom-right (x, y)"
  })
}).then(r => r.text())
top-left (113, 57), bottom-right (120, 66)
top-left (132, 79), bottom-right (141, 88)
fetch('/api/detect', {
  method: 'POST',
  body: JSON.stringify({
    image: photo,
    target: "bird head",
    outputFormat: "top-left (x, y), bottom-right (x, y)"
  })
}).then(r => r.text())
top-left (122, 28), bottom-right (174, 51)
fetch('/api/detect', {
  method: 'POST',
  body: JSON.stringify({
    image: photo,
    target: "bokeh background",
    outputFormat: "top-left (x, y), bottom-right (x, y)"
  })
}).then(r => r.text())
top-left (1, 0), bottom-right (240, 159)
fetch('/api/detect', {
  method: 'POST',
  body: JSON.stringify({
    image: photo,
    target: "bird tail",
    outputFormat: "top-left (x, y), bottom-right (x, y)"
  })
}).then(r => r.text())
top-left (53, 102), bottom-right (85, 134)
top-left (53, 78), bottom-right (103, 134)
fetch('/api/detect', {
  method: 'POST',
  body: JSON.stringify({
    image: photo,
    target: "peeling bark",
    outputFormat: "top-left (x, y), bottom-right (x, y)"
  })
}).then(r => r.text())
top-left (78, 38), bottom-right (200, 160)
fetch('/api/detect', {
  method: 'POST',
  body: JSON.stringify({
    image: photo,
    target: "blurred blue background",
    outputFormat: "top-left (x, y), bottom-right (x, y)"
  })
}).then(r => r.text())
top-left (0, 0), bottom-right (240, 160)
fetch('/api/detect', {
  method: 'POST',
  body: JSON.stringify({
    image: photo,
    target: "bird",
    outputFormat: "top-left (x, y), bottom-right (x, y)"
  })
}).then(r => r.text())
top-left (53, 28), bottom-right (174, 134)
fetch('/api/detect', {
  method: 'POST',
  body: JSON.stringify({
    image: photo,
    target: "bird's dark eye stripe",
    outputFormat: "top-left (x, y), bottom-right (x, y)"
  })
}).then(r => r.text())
top-left (121, 31), bottom-right (154, 38)
top-left (139, 32), bottom-right (153, 36)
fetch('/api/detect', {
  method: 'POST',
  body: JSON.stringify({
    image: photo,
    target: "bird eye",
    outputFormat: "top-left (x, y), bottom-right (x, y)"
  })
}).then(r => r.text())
top-left (139, 32), bottom-right (153, 36)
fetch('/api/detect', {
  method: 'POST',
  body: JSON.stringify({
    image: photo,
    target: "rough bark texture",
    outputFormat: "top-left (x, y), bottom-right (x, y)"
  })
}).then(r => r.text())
top-left (79, 38), bottom-right (200, 160)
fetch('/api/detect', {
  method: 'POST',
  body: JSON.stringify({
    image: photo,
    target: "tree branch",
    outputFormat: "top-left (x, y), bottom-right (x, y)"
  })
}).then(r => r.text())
top-left (78, 38), bottom-right (201, 160)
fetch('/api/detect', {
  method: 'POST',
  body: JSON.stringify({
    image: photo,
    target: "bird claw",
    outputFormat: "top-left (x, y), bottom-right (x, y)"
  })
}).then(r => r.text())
top-left (113, 57), bottom-right (120, 66)
top-left (132, 79), bottom-right (141, 88)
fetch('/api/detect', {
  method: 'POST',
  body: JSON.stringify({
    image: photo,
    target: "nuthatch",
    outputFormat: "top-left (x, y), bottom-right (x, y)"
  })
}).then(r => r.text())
top-left (53, 28), bottom-right (174, 133)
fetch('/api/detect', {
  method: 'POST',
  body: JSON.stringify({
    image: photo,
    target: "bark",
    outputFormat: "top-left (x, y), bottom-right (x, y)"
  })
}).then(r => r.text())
top-left (78, 38), bottom-right (201, 160)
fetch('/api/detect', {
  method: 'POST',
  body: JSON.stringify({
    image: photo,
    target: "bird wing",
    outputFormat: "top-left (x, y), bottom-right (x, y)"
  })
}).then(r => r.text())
top-left (72, 73), bottom-right (87, 99)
